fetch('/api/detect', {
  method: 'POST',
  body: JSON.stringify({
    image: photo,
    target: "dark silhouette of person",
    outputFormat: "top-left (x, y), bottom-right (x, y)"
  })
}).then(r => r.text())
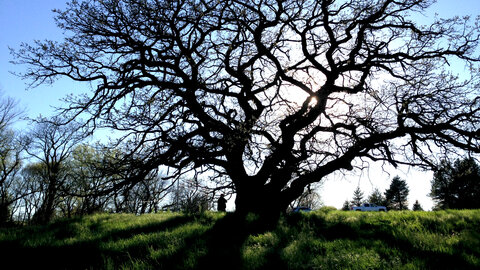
top-left (217, 194), bottom-right (227, 212)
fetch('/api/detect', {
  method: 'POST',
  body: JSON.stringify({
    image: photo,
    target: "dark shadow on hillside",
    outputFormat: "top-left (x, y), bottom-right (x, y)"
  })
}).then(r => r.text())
top-left (0, 213), bottom-right (280, 270)
top-left (2, 212), bottom-right (478, 269)
top-left (196, 214), bottom-right (247, 269)
top-left (138, 212), bottom-right (283, 270)
top-left (0, 214), bottom-right (199, 270)
top-left (197, 214), bottom-right (260, 270)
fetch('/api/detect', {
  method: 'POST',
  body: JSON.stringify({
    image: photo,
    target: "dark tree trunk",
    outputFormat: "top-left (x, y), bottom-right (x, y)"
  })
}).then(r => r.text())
top-left (235, 186), bottom-right (287, 219)
top-left (0, 201), bottom-right (11, 226)
top-left (33, 175), bottom-right (58, 224)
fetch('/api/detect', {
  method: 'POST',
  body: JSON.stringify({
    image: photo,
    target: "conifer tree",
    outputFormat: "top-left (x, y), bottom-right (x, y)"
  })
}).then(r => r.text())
top-left (430, 158), bottom-right (480, 209)
top-left (351, 186), bottom-right (364, 207)
top-left (385, 176), bottom-right (409, 210)
top-left (341, 200), bottom-right (351, 211)
top-left (368, 188), bottom-right (386, 206)
top-left (412, 200), bottom-right (423, 211)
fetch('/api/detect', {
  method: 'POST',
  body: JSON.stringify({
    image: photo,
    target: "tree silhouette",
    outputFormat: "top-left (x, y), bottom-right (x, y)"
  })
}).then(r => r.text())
top-left (26, 117), bottom-right (86, 224)
top-left (341, 200), bottom-right (351, 211)
top-left (351, 186), bottom-right (364, 207)
top-left (412, 200), bottom-right (423, 211)
top-left (430, 158), bottom-right (480, 210)
top-left (0, 94), bottom-right (25, 225)
top-left (385, 176), bottom-right (409, 210)
top-left (368, 188), bottom-right (386, 206)
top-left (12, 0), bottom-right (480, 215)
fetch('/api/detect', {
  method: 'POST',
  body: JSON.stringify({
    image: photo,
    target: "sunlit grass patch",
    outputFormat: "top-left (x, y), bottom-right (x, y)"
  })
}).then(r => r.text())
top-left (97, 213), bottom-right (216, 269)
top-left (276, 209), bottom-right (480, 269)
top-left (242, 231), bottom-right (280, 269)
top-left (312, 240), bottom-right (384, 270)
top-left (281, 233), bottom-right (325, 269)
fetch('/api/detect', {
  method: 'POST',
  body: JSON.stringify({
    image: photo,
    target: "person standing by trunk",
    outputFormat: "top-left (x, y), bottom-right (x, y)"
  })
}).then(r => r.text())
top-left (217, 194), bottom-right (227, 212)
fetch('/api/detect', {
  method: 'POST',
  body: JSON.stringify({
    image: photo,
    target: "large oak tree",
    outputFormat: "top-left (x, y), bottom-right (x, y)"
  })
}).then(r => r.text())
top-left (12, 0), bottom-right (480, 215)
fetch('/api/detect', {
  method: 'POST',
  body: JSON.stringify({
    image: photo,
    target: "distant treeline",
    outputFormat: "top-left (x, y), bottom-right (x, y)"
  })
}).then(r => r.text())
top-left (342, 157), bottom-right (480, 211)
top-left (0, 98), bottom-right (219, 226)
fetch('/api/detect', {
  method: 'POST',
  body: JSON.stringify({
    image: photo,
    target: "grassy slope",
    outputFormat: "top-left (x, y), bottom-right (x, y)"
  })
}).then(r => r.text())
top-left (0, 209), bottom-right (479, 269)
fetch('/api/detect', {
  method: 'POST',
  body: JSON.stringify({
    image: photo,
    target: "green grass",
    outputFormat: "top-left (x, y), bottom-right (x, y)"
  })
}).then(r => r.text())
top-left (1, 209), bottom-right (479, 269)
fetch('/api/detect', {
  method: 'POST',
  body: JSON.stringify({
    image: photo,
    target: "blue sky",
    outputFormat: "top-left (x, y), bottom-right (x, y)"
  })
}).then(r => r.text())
top-left (0, 0), bottom-right (71, 120)
top-left (2, 0), bottom-right (478, 121)
top-left (1, 0), bottom-right (479, 210)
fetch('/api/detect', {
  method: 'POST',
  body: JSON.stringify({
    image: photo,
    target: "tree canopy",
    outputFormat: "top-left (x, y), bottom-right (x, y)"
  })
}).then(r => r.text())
top-left (351, 186), bottom-right (364, 207)
top-left (0, 94), bottom-right (24, 224)
top-left (368, 188), bottom-right (386, 206)
top-left (385, 176), bottom-right (409, 210)
top-left (412, 200), bottom-right (423, 211)
top-left (430, 157), bottom-right (480, 210)
top-left (12, 0), bottom-right (480, 214)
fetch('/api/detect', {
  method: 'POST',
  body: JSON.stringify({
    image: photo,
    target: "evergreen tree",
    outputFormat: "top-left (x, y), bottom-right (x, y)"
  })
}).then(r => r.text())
top-left (341, 200), bottom-right (351, 211)
top-left (368, 188), bottom-right (386, 206)
top-left (430, 158), bottom-right (480, 209)
top-left (351, 186), bottom-right (364, 207)
top-left (412, 200), bottom-right (423, 211)
top-left (385, 176), bottom-right (409, 210)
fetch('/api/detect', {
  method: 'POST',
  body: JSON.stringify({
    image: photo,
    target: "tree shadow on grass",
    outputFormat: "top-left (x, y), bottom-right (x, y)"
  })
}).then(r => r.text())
top-left (279, 213), bottom-right (480, 270)
top-left (0, 214), bottom-right (201, 269)
top-left (196, 213), bottom-right (257, 270)
top-left (3, 212), bottom-right (477, 269)
top-left (120, 212), bottom-right (281, 269)
top-left (104, 212), bottom-right (281, 269)
top-left (0, 212), bottom-right (275, 269)
top-left (197, 212), bottom-right (289, 270)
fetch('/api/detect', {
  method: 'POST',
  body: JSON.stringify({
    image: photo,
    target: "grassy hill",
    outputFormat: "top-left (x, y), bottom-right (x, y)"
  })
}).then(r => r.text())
top-left (1, 209), bottom-right (479, 269)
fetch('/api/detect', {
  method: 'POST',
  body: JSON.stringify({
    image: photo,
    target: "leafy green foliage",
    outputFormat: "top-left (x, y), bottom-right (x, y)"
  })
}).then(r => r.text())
top-left (1, 210), bottom-right (479, 269)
